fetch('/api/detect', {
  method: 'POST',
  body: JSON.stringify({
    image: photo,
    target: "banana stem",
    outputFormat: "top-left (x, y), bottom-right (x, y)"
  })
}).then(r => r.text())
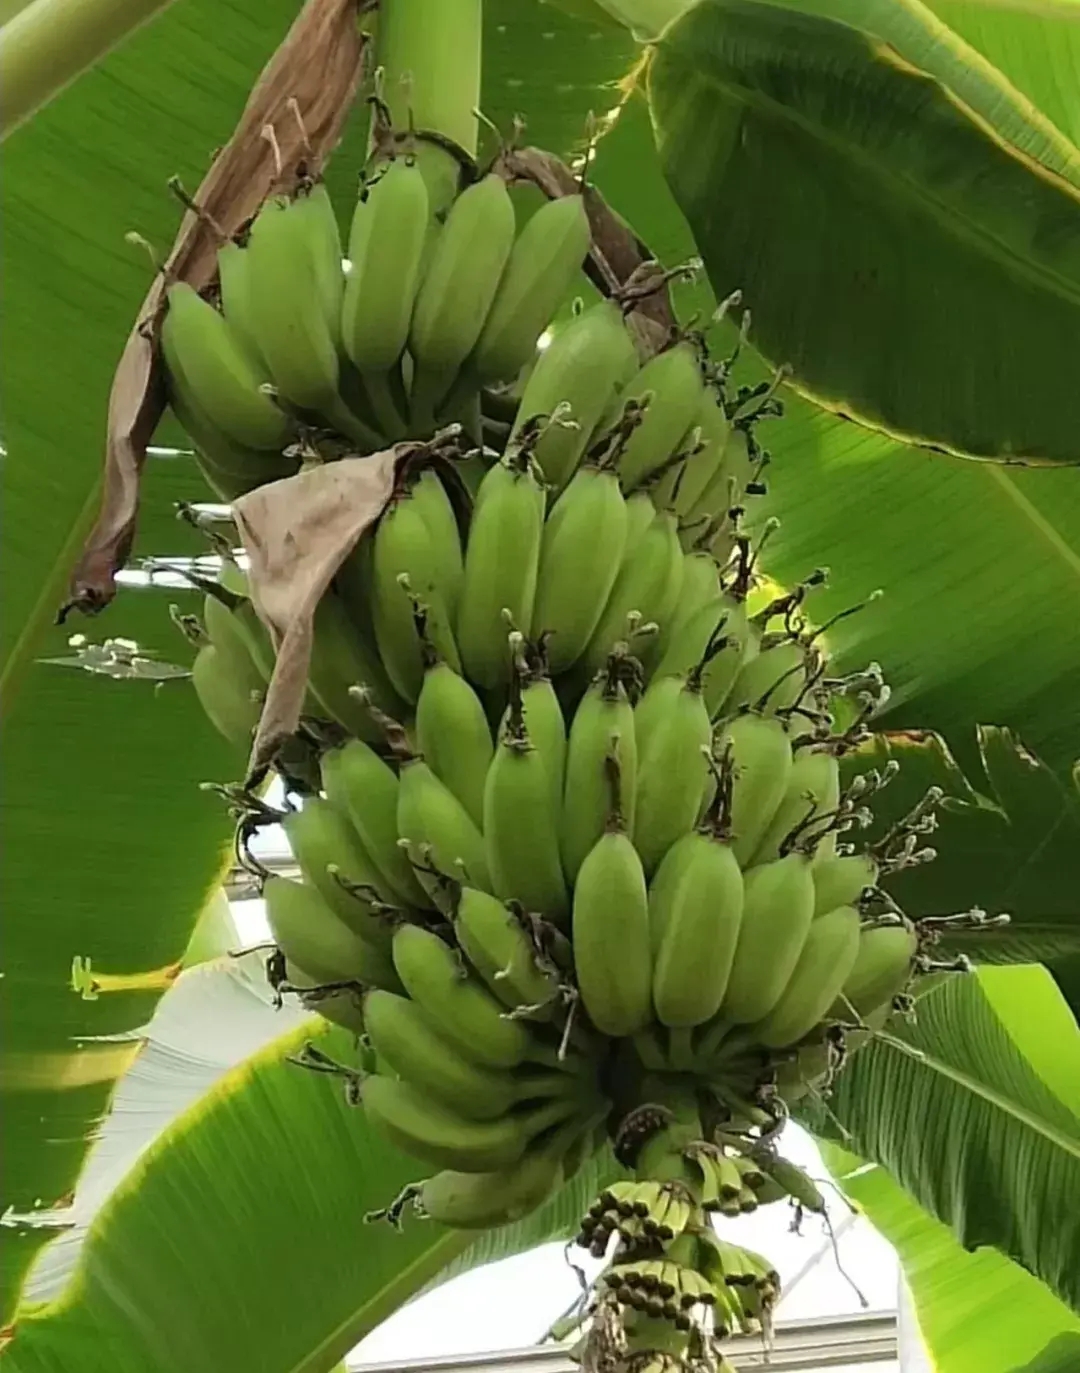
top-left (375, 0), bottom-right (481, 211)
top-left (0, 0), bottom-right (175, 140)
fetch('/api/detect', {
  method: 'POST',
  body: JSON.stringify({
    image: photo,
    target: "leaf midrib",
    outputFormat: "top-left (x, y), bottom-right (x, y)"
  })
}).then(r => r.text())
top-left (876, 1029), bottom-right (1080, 1157)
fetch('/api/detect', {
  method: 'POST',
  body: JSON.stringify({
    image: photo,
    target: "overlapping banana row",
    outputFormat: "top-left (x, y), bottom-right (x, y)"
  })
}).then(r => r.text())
top-left (158, 149), bottom-right (594, 497)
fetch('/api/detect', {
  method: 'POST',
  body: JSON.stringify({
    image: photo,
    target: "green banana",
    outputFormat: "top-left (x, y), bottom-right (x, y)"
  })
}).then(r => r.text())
top-left (282, 798), bottom-right (396, 944)
top-left (397, 753), bottom-right (491, 896)
top-left (284, 962), bottom-right (367, 1035)
top-left (572, 757), bottom-right (652, 1037)
top-left (531, 454), bottom-right (629, 675)
top-left (415, 649), bottom-right (493, 829)
top-left (715, 712), bottom-right (794, 867)
top-left (751, 904), bottom-right (861, 1048)
top-left (507, 299), bottom-right (639, 493)
top-left (410, 468), bottom-right (464, 620)
top-left (726, 635), bottom-right (812, 717)
top-left (671, 387), bottom-right (730, 516)
top-left (503, 635), bottom-right (567, 817)
top-left (390, 923), bottom-right (534, 1068)
top-left (455, 446), bottom-right (545, 688)
top-left (632, 671), bottom-right (714, 877)
top-left (409, 172), bottom-right (517, 423)
top-left (160, 282), bottom-right (291, 450)
top-left (243, 195), bottom-right (372, 443)
top-left (417, 1135), bottom-right (568, 1228)
top-left (362, 1074), bottom-right (576, 1173)
top-left (749, 747), bottom-right (840, 865)
top-left (483, 701), bottom-right (569, 925)
top-left (688, 422), bottom-right (757, 528)
top-left (202, 582), bottom-right (266, 688)
top-left (652, 584), bottom-right (750, 721)
top-left (835, 921), bottom-right (918, 1017)
top-left (263, 876), bottom-right (399, 989)
top-left (171, 393), bottom-right (297, 499)
top-left (650, 797), bottom-right (745, 1029)
top-left (321, 740), bottom-right (431, 909)
top-left (342, 156), bottom-right (429, 433)
top-left (470, 193), bottom-right (592, 386)
top-left (560, 651), bottom-right (638, 884)
top-left (363, 990), bottom-right (569, 1121)
top-left (293, 179), bottom-right (345, 347)
top-left (215, 238), bottom-right (267, 370)
top-left (451, 885), bottom-right (561, 1016)
top-left (190, 643), bottom-right (259, 746)
top-left (615, 341), bottom-right (706, 491)
top-left (370, 486), bottom-right (461, 703)
top-left (721, 853), bottom-right (816, 1024)
top-left (307, 592), bottom-right (401, 743)
top-left (582, 505), bottom-right (684, 678)
top-left (811, 851), bottom-right (879, 917)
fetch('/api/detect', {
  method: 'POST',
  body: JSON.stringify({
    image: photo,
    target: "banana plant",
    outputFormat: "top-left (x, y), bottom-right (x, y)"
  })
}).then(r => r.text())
top-left (0, 0), bottom-right (1077, 1369)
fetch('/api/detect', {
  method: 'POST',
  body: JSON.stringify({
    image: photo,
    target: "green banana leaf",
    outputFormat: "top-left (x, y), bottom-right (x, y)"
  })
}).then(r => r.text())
top-left (648, 0), bottom-right (1080, 463)
top-left (821, 1141), bottom-right (1080, 1371)
top-left (4, 962), bottom-right (620, 1372)
top-left (806, 967), bottom-right (1080, 1311)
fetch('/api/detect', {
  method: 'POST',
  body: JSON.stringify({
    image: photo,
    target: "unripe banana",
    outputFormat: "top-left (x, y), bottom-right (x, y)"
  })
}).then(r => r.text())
top-left (292, 179), bottom-right (346, 346)
top-left (652, 586), bottom-right (750, 721)
top-left (308, 592), bottom-right (401, 743)
top-left (243, 196), bottom-right (366, 440)
top-left (321, 740), bottom-right (431, 909)
top-left (726, 636), bottom-right (812, 716)
top-left (409, 172), bottom-right (517, 422)
top-left (160, 282), bottom-right (291, 450)
top-left (202, 585), bottom-right (266, 688)
top-left (285, 962), bottom-right (366, 1035)
top-left (811, 851), bottom-right (879, 917)
top-left (582, 506), bottom-right (684, 677)
top-left (397, 754), bottom-right (491, 896)
top-left (633, 674), bottom-right (713, 876)
top-left (363, 1075), bottom-right (574, 1173)
top-left (418, 1140), bottom-right (566, 1228)
top-left (715, 713), bottom-right (793, 867)
top-left (456, 449), bottom-right (545, 688)
top-left (191, 643), bottom-right (259, 746)
top-left (688, 422), bottom-right (757, 528)
top-left (170, 390), bottom-right (297, 498)
top-left (650, 819), bottom-right (744, 1029)
top-left (390, 924), bottom-right (533, 1068)
top-left (282, 798), bottom-right (395, 945)
top-left (410, 468), bottom-right (464, 620)
top-left (751, 904), bottom-right (861, 1048)
top-left (216, 239), bottom-right (267, 370)
top-left (470, 193), bottom-right (592, 385)
top-left (451, 886), bottom-right (560, 1015)
top-left (508, 299), bottom-right (639, 493)
top-left (750, 748), bottom-right (840, 865)
top-left (572, 759), bottom-right (652, 1037)
top-left (370, 488), bottom-right (461, 703)
top-left (615, 342), bottom-right (706, 491)
top-left (672, 388), bottom-right (731, 516)
top-left (560, 654), bottom-right (638, 883)
top-left (483, 706), bottom-right (569, 925)
top-left (343, 156), bottom-right (429, 375)
top-left (835, 921), bottom-right (918, 1017)
top-left (363, 990), bottom-right (566, 1121)
top-left (503, 637), bottom-right (567, 817)
top-left (415, 654), bottom-right (492, 829)
top-left (531, 459), bottom-right (629, 675)
top-left (721, 853), bottom-right (815, 1024)
top-left (264, 876), bottom-right (399, 989)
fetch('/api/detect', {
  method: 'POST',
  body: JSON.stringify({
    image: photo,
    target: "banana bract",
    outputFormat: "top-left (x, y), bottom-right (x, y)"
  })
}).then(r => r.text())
top-left (169, 148), bottom-right (962, 1373)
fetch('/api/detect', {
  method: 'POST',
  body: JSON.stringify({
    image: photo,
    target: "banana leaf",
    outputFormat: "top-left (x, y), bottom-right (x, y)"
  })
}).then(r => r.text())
top-left (807, 966), bottom-right (1080, 1311)
top-left (822, 1140), bottom-right (1080, 1372)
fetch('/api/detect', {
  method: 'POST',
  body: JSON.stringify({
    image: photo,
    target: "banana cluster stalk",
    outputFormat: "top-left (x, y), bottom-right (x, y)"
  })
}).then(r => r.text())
top-left (169, 129), bottom-right (992, 1373)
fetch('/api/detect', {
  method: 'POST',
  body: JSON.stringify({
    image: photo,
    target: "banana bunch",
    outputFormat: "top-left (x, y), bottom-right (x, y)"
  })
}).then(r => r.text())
top-left (170, 134), bottom-right (974, 1373)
